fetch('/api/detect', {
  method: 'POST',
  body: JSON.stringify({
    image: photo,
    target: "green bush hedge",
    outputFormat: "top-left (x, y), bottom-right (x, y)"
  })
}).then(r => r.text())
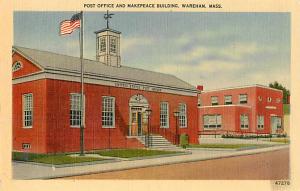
top-left (180, 134), bottom-right (189, 148)
top-left (221, 134), bottom-right (286, 139)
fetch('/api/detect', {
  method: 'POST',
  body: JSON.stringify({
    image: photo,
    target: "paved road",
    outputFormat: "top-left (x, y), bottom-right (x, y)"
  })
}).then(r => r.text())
top-left (66, 148), bottom-right (289, 180)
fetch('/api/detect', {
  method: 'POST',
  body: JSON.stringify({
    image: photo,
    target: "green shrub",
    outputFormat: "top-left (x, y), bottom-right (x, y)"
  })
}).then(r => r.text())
top-left (221, 134), bottom-right (274, 139)
top-left (180, 134), bottom-right (189, 148)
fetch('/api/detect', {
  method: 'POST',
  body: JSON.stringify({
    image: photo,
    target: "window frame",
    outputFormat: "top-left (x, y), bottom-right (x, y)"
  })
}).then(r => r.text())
top-left (12, 61), bottom-right (23, 72)
top-left (197, 97), bottom-right (201, 107)
top-left (110, 36), bottom-right (117, 54)
top-left (257, 115), bottom-right (264, 129)
top-left (22, 93), bottom-right (33, 128)
top-left (22, 143), bottom-right (31, 149)
top-left (178, 103), bottom-right (187, 128)
top-left (277, 117), bottom-right (282, 129)
top-left (224, 95), bottom-right (232, 105)
top-left (70, 93), bottom-right (85, 128)
top-left (160, 102), bottom-right (169, 128)
top-left (100, 37), bottom-right (106, 52)
top-left (203, 114), bottom-right (222, 129)
top-left (211, 96), bottom-right (218, 106)
top-left (240, 114), bottom-right (249, 129)
top-left (102, 96), bottom-right (116, 128)
top-left (239, 94), bottom-right (248, 104)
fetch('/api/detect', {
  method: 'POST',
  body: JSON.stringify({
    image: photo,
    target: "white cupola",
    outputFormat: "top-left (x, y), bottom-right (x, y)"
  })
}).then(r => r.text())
top-left (95, 11), bottom-right (121, 67)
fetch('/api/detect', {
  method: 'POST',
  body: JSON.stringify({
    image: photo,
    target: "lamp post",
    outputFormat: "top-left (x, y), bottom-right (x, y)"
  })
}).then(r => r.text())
top-left (145, 108), bottom-right (152, 148)
top-left (173, 111), bottom-right (180, 145)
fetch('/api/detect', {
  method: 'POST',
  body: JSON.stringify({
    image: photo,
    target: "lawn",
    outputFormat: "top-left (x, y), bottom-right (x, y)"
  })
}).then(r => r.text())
top-left (91, 149), bottom-right (179, 158)
top-left (12, 152), bottom-right (105, 165)
top-left (187, 144), bottom-right (269, 149)
top-left (268, 138), bottom-right (290, 144)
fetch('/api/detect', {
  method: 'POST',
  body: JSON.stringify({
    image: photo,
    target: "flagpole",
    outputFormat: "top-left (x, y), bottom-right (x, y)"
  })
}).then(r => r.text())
top-left (79, 11), bottom-right (85, 156)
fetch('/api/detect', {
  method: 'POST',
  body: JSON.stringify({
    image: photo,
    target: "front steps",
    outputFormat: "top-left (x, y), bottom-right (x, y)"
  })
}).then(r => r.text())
top-left (136, 135), bottom-right (182, 151)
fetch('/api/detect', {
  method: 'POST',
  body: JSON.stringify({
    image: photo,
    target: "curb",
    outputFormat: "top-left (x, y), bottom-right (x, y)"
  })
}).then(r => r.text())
top-left (186, 144), bottom-right (284, 151)
top-left (124, 151), bottom-right (191, 161)
top-left (187, 148), bottom-right (237, 151)
top-left (13, 158), bottom-right (120, 168)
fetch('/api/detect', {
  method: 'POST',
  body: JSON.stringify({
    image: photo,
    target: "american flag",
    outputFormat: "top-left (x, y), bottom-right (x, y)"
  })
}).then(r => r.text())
top-left (60, 13), bottom-right (81, 35)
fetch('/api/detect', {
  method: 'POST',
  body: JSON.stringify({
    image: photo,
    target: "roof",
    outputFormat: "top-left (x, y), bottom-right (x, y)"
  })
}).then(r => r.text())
top-left (94, 28), bottom-right (121, 34)
top-left (13, 46), bottom-right (197, 92)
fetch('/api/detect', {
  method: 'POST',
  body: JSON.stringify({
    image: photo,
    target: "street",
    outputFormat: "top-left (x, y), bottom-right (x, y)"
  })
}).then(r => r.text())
top-left (65, 148), bottom-right (289, 180)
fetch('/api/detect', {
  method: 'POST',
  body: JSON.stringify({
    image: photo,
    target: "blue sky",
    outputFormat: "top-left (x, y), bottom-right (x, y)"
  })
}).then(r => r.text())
top-left (14, 12), bottom-right (290, 90)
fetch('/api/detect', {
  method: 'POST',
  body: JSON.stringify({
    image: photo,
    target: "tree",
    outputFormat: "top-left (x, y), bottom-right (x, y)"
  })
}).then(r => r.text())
top-left (269, 81), bottom-right (290, 104)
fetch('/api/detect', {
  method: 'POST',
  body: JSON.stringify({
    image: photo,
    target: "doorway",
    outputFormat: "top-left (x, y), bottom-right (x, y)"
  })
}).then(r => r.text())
top-left (128, 94), bottom-right (149, 136)
top-left (137, 112), bottom-right (142, 136)
top-left (130, 107), bottom-right (148, 136)
top-left (271, 116), bottom-right (281, 134)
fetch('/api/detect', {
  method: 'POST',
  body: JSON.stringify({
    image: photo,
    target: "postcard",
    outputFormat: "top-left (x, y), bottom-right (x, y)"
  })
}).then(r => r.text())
top-left (0, 0), bottom-right (299, 191)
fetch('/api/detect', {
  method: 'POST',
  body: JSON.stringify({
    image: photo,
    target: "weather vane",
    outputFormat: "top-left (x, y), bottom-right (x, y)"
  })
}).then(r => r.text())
top-left (104, 10), bottom-right (114, 29)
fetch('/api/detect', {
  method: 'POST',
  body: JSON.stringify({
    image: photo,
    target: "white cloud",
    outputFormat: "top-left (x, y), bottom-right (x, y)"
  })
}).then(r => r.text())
top-left (177, 41), bottom-right (276, 63)
top-left (198, 60), bottom-right (244, 73)
top-left (219, 42), bottom-right (259, 60)
top-left (121, 36), bottom-right (154, 53)
top-left (155, 60), bottom-right (244, 78)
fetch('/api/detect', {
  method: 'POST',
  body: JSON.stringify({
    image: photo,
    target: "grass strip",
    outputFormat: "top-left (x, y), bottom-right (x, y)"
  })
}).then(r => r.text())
top-left (268, 139), bottom-right (290, 144)
top-left (12, 152), bottom-right (105, 165)
top-left (90, 149), bottom-right (179, 158)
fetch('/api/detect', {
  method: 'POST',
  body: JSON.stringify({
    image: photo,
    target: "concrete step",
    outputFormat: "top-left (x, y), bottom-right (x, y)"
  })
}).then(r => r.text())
top-left (135, 135), bottom-right (183, 151)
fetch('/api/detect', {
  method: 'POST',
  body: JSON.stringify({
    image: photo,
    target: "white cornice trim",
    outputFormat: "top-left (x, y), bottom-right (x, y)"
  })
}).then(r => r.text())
top-left (12, 47), bottom-right (44, 71)
top-left (12, 71), bottom-right (198, 97)
top-left (198, 104), bottom-right (252, 109)
top-left (202, 84), bottom-right (283, 93)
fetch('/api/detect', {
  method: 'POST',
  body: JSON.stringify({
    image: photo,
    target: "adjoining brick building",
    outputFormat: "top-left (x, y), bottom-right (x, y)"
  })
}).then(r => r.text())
top-left (198, 85), bottom-right (284, 136)
top-left (12, 27), bottom-right (199, 153)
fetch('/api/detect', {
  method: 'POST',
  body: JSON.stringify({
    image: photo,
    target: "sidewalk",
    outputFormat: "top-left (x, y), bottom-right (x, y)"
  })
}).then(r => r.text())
top-left (12, 144), bottom-right (289, 180)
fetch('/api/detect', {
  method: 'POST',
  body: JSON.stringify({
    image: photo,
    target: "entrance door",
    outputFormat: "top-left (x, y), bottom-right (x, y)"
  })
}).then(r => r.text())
top-left (271, 116), bottom-right (277, 134)
top-left (130, 107), bottom-right (144, 136)
top-left (130, 107), bottom-right (149, 136)
top-left (129, 94), bottom-right (149, 136)
top-left (137, 112), bottom-right (142, 136)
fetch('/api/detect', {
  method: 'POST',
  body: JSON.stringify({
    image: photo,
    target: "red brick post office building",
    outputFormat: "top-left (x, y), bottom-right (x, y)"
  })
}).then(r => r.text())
top-left (198, 85), bottom-right (284, 136)
top-left (12, 27), bottom-right (200, 153)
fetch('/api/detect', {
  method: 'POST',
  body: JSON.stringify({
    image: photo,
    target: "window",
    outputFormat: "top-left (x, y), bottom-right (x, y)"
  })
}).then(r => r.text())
top-left (160, 102), bottom-right (169, 128)
top-left (70, 94), bottom-right (84, 127)
top-left (131, 112), bottom-right (137, 123)
top-left (22, 143), bottom-right (31, 149)
top-left (277, 118), bottom-right (282, 129)
top-left (257, 115), bottom-right (264, 129)
top-left (276, 98), bottom-right (281, 103)
top-left (224, 95), bottom-right (232, 105)
top-left (23, 93), bottom-right (33, 127)
top-left (240, 114), bottom-right (249, 129)
top-left (239, 94), bottom-right (248, 104)
top-left (100, 37), bottom-right (106, 52)
top-left (197, 97), bottom-right (201, 107)
top-left (102, 96), bottom-right (115, 128)
top-left (211, 96), bottom-right (218, 106)
top-left (12, 61), bottom-right (23, 72)
top-left (203, 115), bottom-right (222, 129)
top-left (110, 37), bottom-right (117, 53)
top-left (258, 96), bottom-right (262, 102)
top-left (267, 97), bottom-right (272, 102)
top-left (178, 103), bottom-right (187, 128)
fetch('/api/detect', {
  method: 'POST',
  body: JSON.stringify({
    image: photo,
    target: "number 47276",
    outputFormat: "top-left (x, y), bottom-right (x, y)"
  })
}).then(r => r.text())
top-left (275, 180), bottom-right (290, 186)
